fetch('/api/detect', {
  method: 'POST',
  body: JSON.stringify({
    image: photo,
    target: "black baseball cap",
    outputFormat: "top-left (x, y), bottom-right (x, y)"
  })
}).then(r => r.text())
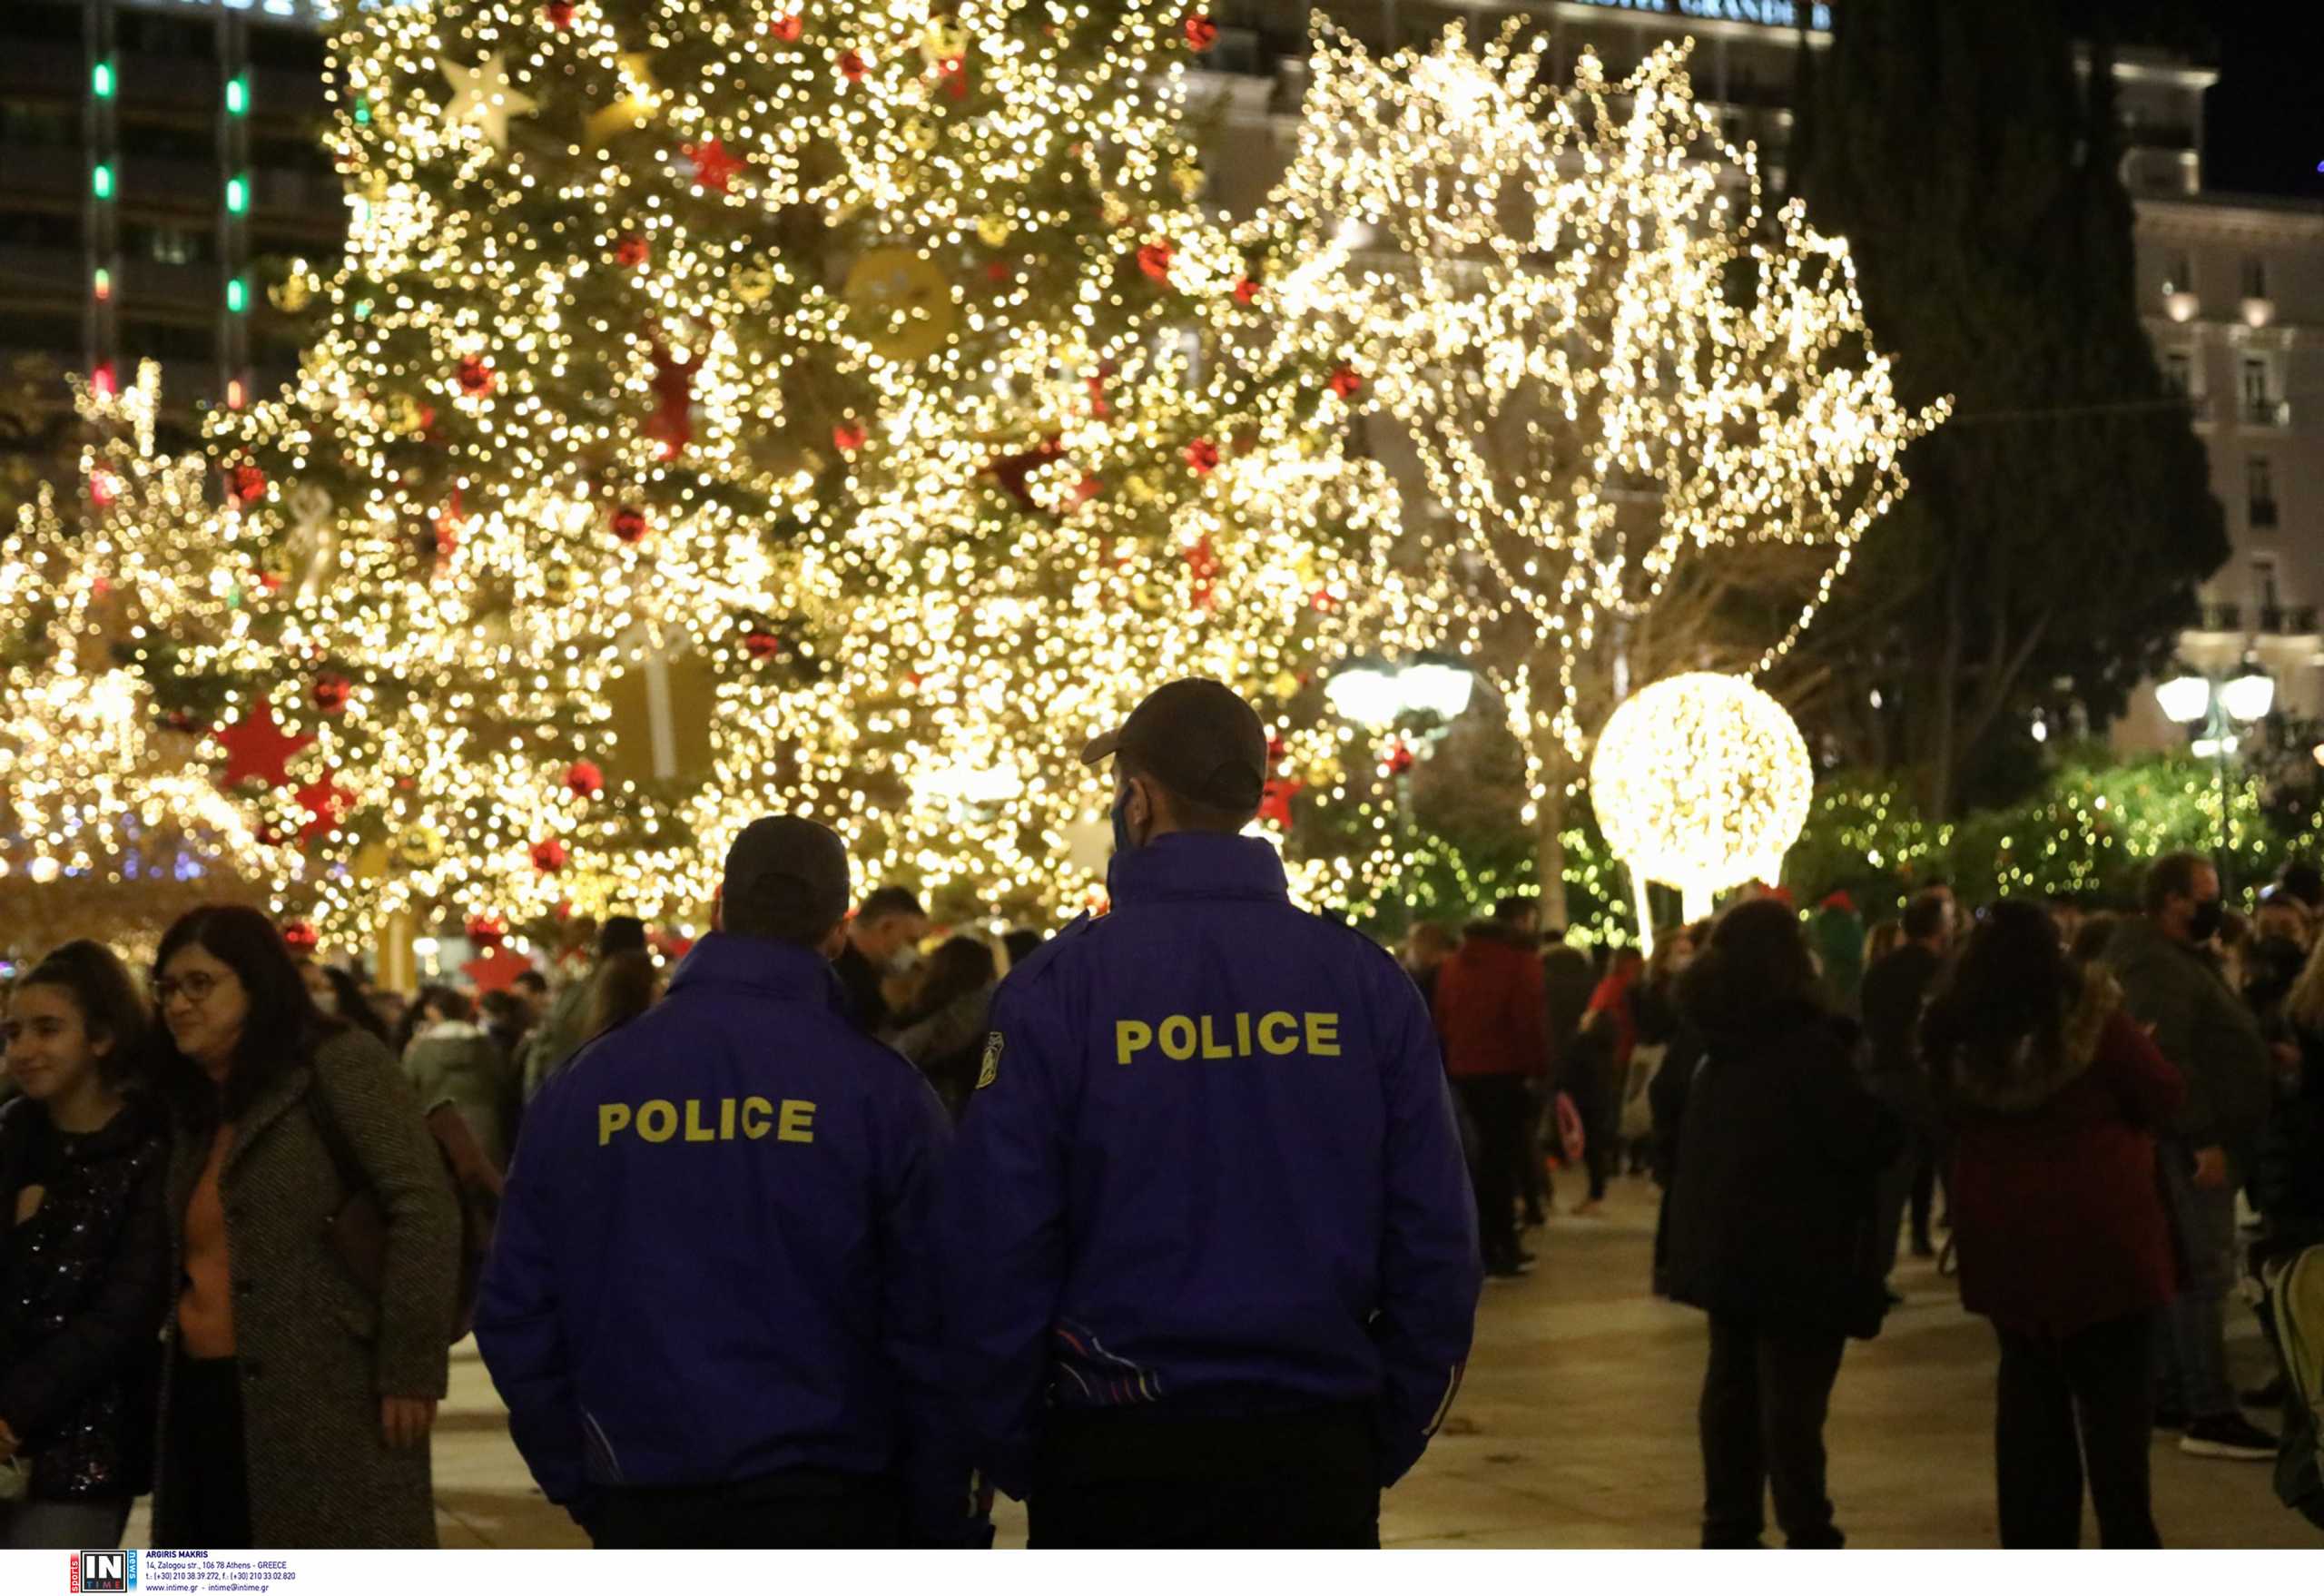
top-left (722, 815), bottom-right (851, 933)
top-left (1080, 678), bottom-right (1268, 813)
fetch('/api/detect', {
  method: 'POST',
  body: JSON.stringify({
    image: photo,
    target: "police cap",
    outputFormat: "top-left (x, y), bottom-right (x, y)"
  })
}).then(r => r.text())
top-left (1080, 678), bottom-right (1268, 813)
top-left (722, 815), bottom-right (851, 940)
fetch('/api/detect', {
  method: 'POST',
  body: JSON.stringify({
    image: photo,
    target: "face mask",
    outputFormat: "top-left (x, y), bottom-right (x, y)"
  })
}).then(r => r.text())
top-left (1110, 783), bottom-right (1137, 857)
top-left (2187, 896), bottom-right (2225, 943)
top-left (311, 989), bottom-right (340, 1016)
top-left (885, 944), bottom-right (921, 976)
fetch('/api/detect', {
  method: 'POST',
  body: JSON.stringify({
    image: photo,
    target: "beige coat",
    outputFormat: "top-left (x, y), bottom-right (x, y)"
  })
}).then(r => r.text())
top-left (153, 1028), bottom-right (459, 1548)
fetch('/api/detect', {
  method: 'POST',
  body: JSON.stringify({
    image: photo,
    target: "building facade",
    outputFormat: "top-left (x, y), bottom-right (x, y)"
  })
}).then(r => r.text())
top-left (0, 0), bottom-right (342, 453)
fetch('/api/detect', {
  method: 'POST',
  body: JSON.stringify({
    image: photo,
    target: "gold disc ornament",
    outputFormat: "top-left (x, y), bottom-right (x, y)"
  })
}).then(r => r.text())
top-left (391, 822), bottom-right (447, 871)
top-left (732, 262), bottom-right (776, 305)
top-left (842, 249), bottom-right (955, 362)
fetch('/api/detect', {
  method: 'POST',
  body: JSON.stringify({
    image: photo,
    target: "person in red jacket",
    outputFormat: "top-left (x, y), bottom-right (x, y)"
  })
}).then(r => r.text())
top-left (1922, 900), bottom-right (2187, 1549)
top-left (1433, 898), bottom-right (1550, 1278)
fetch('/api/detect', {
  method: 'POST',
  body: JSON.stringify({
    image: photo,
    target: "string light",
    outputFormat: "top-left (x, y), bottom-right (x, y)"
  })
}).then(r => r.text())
top-left (1590, 672), bottom-right (1811, 921)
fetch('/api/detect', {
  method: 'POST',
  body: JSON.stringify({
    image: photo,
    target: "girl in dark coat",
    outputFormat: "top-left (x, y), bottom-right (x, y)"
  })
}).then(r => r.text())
top-left (1664, 900), bottom-right (1902, 1549)
top-left (0, 941), bottom-right (171, 1548)
top-left (1923, 901), bottom-right (2183, 1548)
top-left (150, 906), bottom-right (459, 1549)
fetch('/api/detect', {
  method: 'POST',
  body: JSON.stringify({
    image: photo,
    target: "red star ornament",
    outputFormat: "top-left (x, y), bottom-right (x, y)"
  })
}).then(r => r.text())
top-left (1137, 241), bottom-right (1173, 283)
top-left (684, 138), bottom-right (746, 192)
top-left (1259, 777), bottom-right (1303, 831)
top-left (216, 700), bottom-right (315, 790)
top-left (1185, 14), bottom-right (1219, 52)
top-left (769, 14), bottom-right (804, 44)
top-left (294, 771), bottom-right (357, 846)
top-left (462, 945), bottom-right (534, 995)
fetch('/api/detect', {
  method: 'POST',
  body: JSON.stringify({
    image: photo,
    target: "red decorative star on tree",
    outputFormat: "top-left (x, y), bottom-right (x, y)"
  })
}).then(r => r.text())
top-left (1259, 776), bottom-right (1303, 831)
top-left (294, 771), bottom-right (357, 845)
top-left (462, 945), bottom-right (534, 994)
top-left (216, 700), bottom-right (314, 790)
top-left (683, 138), bottom-right (746, 192)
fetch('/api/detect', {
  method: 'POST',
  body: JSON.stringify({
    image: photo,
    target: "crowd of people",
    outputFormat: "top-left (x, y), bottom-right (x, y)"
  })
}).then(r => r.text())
top-left (0, 674), bottom-right (2319, 1551)
top-left (1402, 852), bottom-right (2324, 1548)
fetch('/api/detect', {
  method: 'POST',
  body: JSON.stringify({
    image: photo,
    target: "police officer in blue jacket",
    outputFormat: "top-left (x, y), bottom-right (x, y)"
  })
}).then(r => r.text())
top-left (475, 815), bottom-right (984, 1548)
top-left (939, 678), bottom-right (1482, 1547)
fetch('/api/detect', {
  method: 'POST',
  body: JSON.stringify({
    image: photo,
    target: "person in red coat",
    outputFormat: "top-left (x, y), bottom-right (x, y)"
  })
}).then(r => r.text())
top-left (1922, 900), bottom-right (2187, 1549)
top-left (1433, 900), bottom-right (1549, 1278)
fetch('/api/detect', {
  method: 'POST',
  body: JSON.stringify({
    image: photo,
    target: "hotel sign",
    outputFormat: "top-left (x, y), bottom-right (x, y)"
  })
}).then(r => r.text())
top-left (1570, 0), bottom-right (1835, 30)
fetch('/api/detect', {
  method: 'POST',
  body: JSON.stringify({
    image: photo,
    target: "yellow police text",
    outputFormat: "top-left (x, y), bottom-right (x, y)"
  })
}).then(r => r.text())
top-left (1113, 1012), bottom-right (1340, 1065)
top-left (596, 1097), bottom-right (817, 1146)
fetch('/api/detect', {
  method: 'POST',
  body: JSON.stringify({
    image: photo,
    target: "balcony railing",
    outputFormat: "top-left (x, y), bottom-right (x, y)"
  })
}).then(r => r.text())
top-left (2243, 397), bottom-right (2292, 428)
top-left (2200, 601), bottom-right (2319, 635)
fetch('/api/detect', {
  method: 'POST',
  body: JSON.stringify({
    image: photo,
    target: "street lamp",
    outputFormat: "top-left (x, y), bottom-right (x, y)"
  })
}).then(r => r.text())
top-left (2155, 661), bottom-right (2275, 885)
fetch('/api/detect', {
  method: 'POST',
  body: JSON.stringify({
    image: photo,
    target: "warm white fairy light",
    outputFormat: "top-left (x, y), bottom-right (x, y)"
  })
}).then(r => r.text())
top-left (110, 0), bottom-right (1397, 937)
top-left (1590, 671), bottom-right (1812, 921)
top-left (1241, 22), bottom-right (1948, 845)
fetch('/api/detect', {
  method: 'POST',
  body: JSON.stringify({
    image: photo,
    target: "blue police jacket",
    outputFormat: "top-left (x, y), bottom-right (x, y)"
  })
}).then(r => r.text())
top-left (938, 832), bottom-right (1482, 1498)
top-left (474, 932), bottom-right (982, 1543)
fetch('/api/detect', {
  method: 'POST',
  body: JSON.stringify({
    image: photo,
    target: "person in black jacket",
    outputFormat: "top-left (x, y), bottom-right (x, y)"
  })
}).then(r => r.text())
top-left (1857, 890), bottom-right (1954, 1276)
top-left (0, 941), bottom-right (172, 1549)
top-left (1664, 901), bottom-right (1903, 1550)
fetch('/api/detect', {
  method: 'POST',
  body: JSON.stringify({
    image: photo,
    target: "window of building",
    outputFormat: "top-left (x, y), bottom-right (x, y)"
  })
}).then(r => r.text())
top-left (0, 3), bottom-right (85, 46)
top-left (2242, 256), bottom-right (2270, 300)
top-left (2242, 356), bottom-right (2277, 422)
top-left (0, 103), bottom-right (79, 149)
top-left (2250, 455), bottom-right (2279, 529)
top-left (2252, 555), bottom-right (2282, 621)
top-left (2162, 248), bottom-right (2193, 296)
top-left (2163, 349), bottom-right (2193, 395)
top-left (119, 319), bottom-right (218, 362)
top-left (117, 15), bottom-right (214, 58)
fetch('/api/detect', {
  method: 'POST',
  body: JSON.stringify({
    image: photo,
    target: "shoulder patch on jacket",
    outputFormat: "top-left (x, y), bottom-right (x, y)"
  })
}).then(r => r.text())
top-left (976, 1030), bottom-right (1004, 1091)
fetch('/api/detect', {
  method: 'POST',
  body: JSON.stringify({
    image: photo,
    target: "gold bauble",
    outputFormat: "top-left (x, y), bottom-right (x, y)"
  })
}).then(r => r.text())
top-left (382, 392), bottom-right (424, 435)
top-left (921, 18), bottom-right (970, 65)
top-left (902, 114), bottom-right (939, 154)
top-left (732, 263), bottom-right (777, 305)
top-left (1099, 195), bottom-right (1132, 227)
top-left (391, 823), bottom-right (446, 870)
top-left (1270, 671), bottom-right (1302, 700)
top-left (976, 213), bottom-right (1014, 247)
top-left (1170, 161), bottom-right (1204, 201)
top-left (841, 249), bottom-right (955, 362)
top-left (268, 274), bottom-right (314, 313)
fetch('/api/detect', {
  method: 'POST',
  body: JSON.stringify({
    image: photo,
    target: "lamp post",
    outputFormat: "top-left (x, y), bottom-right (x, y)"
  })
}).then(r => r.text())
top-left (2157, 661), bottom-right (2275, 885)
top-left (1325, 655), bottom-right (1476, 926)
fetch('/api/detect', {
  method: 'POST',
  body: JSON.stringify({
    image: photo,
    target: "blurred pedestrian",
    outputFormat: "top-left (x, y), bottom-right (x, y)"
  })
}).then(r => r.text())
top-left (1923, 901), bottom-right (2182, 1547)
top-left (2102, 852), bottom-right (2278, 1460)
top-left (0, 942), bottom-right (169, 1548)
top-left (149, 906), bottom-right (458, 1548)
top-left (1571, 946), bottom-right (1643, 1215)
top-left (521, 916), bottom-right (647, 1102)
top-left (1861, 921), bottom-right (1904, 973)
top-left (883, 936), bottom-right (999, 1119)
top-left (1664, 900), bottom-right (1901, 1550)
top-left (401, 985), bottom-right (512, 1171)
top-left (1812, 892), bottom-right (1866, 1015)
top-left (2069, 913), bottom-right (2119, 970)
top-left (1435, 898), bottom-right (1551, 1276)
top-left (1402, 921), bottom-right (1455, 1011)
top-left (584, 950), bottom-right (662, 1042)
top-left (477, 817), bottom-right (981, 1549)
top-left (1859, 891), bottom-right (1954, 1276)
top-left (832, 888), bottom-right (930, 1035)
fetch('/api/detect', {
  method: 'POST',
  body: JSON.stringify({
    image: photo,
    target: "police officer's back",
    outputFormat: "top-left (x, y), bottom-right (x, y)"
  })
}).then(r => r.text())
top-left (474, 817), bottom-right (978, 1547)
top-left (940, 680), bottom-right (1482, 1548)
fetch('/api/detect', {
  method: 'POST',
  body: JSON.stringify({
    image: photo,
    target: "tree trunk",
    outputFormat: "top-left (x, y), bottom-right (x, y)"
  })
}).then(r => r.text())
top-left (1535, 783), bottom-right (1570, 931)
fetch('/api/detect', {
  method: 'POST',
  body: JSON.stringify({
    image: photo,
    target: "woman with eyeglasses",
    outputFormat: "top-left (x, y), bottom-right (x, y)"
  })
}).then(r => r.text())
top-left (147, 906), bottom-right (459, 1549)
top-left (0, 941), bottom-right (170, 1548)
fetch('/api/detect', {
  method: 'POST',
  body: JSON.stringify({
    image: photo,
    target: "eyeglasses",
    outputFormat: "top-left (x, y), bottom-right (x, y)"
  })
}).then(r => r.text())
top-left (154, 970), bottom-right (222, 1007)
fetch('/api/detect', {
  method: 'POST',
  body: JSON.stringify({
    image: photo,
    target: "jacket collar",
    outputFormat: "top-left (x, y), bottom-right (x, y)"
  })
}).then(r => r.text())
top-left (1107, 832), bottom-right (1290, 908)
top-left (666, 931), bottom-right (852, 1015)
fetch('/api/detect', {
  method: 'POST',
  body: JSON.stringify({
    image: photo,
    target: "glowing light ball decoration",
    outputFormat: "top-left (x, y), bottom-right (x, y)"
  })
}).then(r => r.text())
top-left (1590, 674), bottom-right (1814, 926)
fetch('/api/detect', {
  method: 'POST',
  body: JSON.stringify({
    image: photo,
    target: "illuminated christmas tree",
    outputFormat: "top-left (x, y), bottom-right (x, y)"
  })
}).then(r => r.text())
top-left (141, 0), bottom-right (1407, 935)
top-left (1239, 24), bottom-right (1948, 921)
top-left (1, 365), bottom-right (289, 952)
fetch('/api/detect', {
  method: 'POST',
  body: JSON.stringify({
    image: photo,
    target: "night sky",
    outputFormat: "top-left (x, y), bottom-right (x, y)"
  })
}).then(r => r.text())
top-left (2199, 11), bottom-right (2321, 199)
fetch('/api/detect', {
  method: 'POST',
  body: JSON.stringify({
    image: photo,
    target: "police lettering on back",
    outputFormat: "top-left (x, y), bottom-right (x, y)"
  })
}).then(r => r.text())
top-left (1113, 1010), bottom-right (1340, 1065)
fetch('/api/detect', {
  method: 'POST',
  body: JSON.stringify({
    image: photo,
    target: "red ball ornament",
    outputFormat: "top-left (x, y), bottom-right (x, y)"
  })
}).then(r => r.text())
top-left (832, 422), bottom-right (867, 454)
top-left (1328, 364), bottom-right (1364, 399)
top-left (311, 672), bottom-right (351, 714)
top-left (281, 921), bottom-right (321, 953)
top-left (231, 463), bottom-right (267, 505)
top-left (615, 233), bottom-right (651, 267)
top-left (769, 13), bottom-right (804, 43)
top-left (1073, 473), bottom-right (1104, 506)
top-left (743, 629), bottom-right (783, 661)
top-left (1184, 13), bottom-right (1219, 52)
top-left (565, 759), bottom-right (605, 799)
top-left (612, 505), bottom-right (649, 544)
top-left (1232, 275), bottom-right (1260, 306)
top-left (1137, 241), bottom-right (1173, 283)
top-left (839, 49), bottom-right (868, 83)
top-left (464, 914), bottom-right (508, 951)
top-left (1384, 739), bottom-right (1416, 775)
top-left (1183, 438), bottom-right (1219, 475)
top-left (544, 1), bottom-right (576, 26)
top-left (456, 355), bottom-right (495, 396)
top-left (531, 837), bottom-right (569, 873)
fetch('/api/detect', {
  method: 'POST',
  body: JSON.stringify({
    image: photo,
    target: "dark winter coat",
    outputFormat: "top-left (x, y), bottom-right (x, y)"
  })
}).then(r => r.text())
top-left (1935, 975), bottom-right (2185, 1337)
top-left (1433, 922), bottom-right (1549, 1079)
top-left (1858, 941), bottom-right (1945, 1134)
top-left (152, 1028), bottom-right (460, 1549)
top-left (2102, 914), bottom-right (2273, 1172)
top-left (1541, 947), bottom-right (1597, 1060)
top-left (1663, 992), bottom-right (1901, 1336)
top-left (2260, 1017), bottom-right (2324, 1250)
top-left (0, 1096), bottom-right (170, 1500)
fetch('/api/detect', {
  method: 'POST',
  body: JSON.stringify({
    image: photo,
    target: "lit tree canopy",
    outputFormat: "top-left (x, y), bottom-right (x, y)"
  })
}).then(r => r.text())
top-left (141, 0), bottom-right (1412, 934)
top-left (1242, 23), bottom-right (1948, 919)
